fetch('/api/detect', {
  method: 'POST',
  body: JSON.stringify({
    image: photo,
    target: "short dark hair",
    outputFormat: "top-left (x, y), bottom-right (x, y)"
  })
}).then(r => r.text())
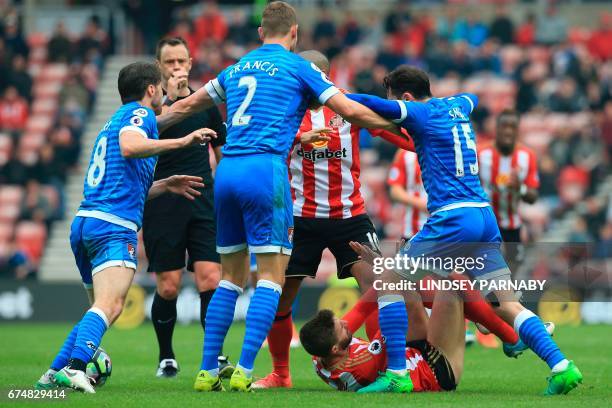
top-left (117, 62), bottom-right (161, 104)
top-left (261, 1), bottom-right (297, 38)
top-left (299, 309), bottom-right (337, 358)
top-left (383, 65), bottom-right (432, 100)
top-left (497, 108), bottom-right (520, 124)
top-left (155, 37), bottom-right (189, 61)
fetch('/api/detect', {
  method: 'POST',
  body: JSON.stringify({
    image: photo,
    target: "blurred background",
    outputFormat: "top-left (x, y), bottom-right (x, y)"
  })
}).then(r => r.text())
top-left (0, 0), bottom-right (610, 326)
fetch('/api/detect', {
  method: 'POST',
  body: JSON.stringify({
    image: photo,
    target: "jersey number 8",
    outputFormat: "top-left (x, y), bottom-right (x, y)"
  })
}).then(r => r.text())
top-left (87, 136), bottom-right (107, 187)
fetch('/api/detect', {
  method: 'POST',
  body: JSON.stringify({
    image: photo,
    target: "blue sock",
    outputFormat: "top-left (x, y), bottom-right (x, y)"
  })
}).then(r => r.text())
top-left (515, 309), bottom-right (566, 369)
top-left (70, 308), bottom-right (108, 365)
top-left (378, 295), bottom-right (408, 372)
top-left (238, 280), bottom-right (282, 373)
top-left (51, 322), bottom-right (79, 371)
top-left (200, 280), bottom-right (241, 372)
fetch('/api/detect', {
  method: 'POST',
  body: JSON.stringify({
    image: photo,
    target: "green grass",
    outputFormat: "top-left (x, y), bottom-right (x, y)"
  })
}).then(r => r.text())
top-left (0, 323), bottom-right (610, 407)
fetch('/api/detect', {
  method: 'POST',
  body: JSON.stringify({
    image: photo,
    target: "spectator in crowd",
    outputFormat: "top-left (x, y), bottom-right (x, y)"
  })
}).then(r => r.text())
top-left (449, 41), bottom-right (473, 77)
top-left (339, 12), bottom-right (361, 47)
top-left (193, 1), bottom-right (227, 44)
top-left (489, 5), bottom-right (514, 45)
top-left (548, 77), bottom-right (587, 113)
top-left (76, 16), bottom-right (109, 65)
top-left (3, 20), bottom-right (28, 57)
top-left (515, 12), bottom-right (536, 46)
top-left (8, 54), bottom-right (31, 101)
top-left (0, 244), bottom-right (32, 280)
top-left (226, 9), bottom-right (255, 47)
top-left (536, 5), bottom-right (568, 45)
top-left (47, 22), bottom-right (73, 63)
top-left (0, 38), bottom-right (11, 92)
top-left (5, 147), bottom-right (36, 185)
top-left (453, 14), bottom-right (488, 47)
top-left (384, 0), bottom-right (410, 34)
top-left (587, 13), bottom-right (612, 61)
top-left (425, 38), bottom-right (452, 78)
top-left (19, 180), bottom-right (54, 226)
top-left (313, 7), bottom-right (336, 45)
top-left (0, 85), bottom-right (28, 132)
top-left (58, 65), bottom-right (90, 112)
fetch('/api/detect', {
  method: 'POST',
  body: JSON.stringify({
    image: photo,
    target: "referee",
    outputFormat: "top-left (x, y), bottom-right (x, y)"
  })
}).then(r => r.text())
top-left (143, 37), bottom-right (232, 378)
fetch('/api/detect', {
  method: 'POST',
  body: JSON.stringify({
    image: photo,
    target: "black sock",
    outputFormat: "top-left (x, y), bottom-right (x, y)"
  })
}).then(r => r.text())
top-left (200, 289), bottom-right (222, 355)
top-left (151, 292), bottom-right (177, 362)
top-left (68, 358), bottom-right (87, 372)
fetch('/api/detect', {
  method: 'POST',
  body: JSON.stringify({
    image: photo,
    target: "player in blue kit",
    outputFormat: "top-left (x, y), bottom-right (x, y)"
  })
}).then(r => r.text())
top-left (35, 62), bottom-right (216, 393)
top-left (157, 1), bottom-right (396, 392)
top-left (346, 66), bottom-right (582, 395)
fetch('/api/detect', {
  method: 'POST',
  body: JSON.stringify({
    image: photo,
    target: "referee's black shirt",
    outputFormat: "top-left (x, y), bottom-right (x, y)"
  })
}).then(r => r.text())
top-left (153, 88), bottom-right (226, 185)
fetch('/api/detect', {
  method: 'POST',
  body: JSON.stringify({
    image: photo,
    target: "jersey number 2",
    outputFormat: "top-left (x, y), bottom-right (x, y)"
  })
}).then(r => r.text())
top-left (232, 76), bottom-right (257, 127)
top-left (452, 124), bottom-right (478, 177)
top-left (87, 136), bottom-right (107, 187)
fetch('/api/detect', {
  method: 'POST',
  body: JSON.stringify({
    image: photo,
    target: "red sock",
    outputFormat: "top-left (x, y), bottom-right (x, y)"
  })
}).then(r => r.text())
top-left (364, 309), bottom-right (380, 340)
top-left (341, 287), bottom-right (378, 334)
top-left (268, 311), bottom-right (293, 378)
top-left (451, 274), bottom-right (518, 344)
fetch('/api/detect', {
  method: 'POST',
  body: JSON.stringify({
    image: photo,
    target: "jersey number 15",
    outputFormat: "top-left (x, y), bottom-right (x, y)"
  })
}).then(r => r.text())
top-left (452, 124), bottom-right (478, 177)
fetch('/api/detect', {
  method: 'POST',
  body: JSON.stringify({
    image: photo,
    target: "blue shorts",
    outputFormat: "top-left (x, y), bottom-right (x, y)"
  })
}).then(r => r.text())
top-left (70, 216), bottom-right (138, 288)
top-left (214, 154), bottom-right (293, 255)
top-left (399, 205), bottom-right (510, 281)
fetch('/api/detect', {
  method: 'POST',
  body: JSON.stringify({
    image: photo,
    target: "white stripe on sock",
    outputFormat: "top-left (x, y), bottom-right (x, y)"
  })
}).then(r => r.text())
top-left (513, 309), bottom-right (536, 333)
top-left (257, 279), bottom-right (282, 294)
top-left (378, 294), bottom-right (405, 309)
top-left (219, 280), bottom-right (244, 295)
top-left (89, 307), bottom-right (109, 328)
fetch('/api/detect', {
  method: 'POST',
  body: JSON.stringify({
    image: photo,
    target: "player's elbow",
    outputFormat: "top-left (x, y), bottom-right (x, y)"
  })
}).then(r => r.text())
top-left (119, 141), bottom-right (139, 158)
top-left (389, 185), bottom-right (404, 202)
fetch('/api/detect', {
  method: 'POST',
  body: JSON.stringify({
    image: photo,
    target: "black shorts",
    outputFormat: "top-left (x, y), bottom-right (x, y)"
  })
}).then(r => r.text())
top-left (142, 187), bottom-right (220, 273)
top-left (286, 214), bottom-right (379, 280)
top-left (500, 227), bottom-right (524, 265)
top-left (407, 339), bottom-right (457, 391)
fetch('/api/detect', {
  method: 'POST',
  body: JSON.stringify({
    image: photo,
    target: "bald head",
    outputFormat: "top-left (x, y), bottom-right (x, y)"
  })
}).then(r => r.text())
top-left (299, 50), bottom-right (330, 75)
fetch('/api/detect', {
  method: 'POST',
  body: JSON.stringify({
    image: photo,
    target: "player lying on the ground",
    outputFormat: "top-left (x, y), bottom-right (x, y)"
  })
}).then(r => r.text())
top-left (254, 49), bottom-right (414, 390)
top-left (35, 62), bottom-right (215, 394)
top-left (300, 288), bottom-right (468, 393)
top-left (156, 1), bottom-right (399, 393)
top-left (342, 66), bottom-right (582, 395)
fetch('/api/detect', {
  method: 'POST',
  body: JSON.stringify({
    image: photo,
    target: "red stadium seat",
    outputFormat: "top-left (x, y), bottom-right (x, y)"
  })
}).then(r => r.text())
top-left (15, 221), bottom-right (47, 263)
top-left (40, 64), bottom-right (69, 82)
top-left (33, 81), bottom-right (62, 98)
top-left (0, 221), bottom-right (15, 243)
top-left (0, 203), bottom-right (20, 223)
top-left (25, 114), bottom-right (54, 134)
top-left (20, 132), bottom-right (46, 151)
top-left (27, 32), bottom-right (48, 48)
top-left (31, 97), bottom-right (59, 116)
top-left (0, 186), bottom-right (25, 206)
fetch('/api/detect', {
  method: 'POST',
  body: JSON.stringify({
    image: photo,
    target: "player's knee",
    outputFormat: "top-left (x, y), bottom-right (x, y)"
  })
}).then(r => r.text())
top-left (94, 297), bottom-right (125, 324)
top-left (156, 274), bottom-right (181, 299)
top-left (157, 284), bottom-right (179, 300)
top-left (195, 265), bottom-right (221, 291)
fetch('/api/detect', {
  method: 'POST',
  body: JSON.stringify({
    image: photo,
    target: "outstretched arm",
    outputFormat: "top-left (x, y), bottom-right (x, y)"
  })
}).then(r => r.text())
top-left (157, 85), bottom-right (217, 132)
top-left (346, 94), bottom-right (407, 123)
top-left (148, 175), bottom-right (205, 201)
top-left (325, 92), bottom-right (397, 132)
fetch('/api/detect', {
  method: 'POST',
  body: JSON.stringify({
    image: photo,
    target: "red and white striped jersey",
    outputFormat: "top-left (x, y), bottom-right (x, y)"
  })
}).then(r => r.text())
top-left (289, 107), bottom-right (365, 219)
top-left (478, 144), bottom-right (539, 229)
top-left (387, 150), bottom-right (427, 237)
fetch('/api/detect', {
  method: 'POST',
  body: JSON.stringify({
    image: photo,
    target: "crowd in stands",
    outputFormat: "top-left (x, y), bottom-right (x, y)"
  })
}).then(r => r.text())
top-left (0, 1), bottom-right (107, 279)
top-left (159, 1), bottom-right (610, 261)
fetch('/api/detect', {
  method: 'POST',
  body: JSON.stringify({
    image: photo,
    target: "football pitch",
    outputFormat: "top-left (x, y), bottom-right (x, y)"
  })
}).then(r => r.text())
top-left (1, 323), bottom-right (610, 407)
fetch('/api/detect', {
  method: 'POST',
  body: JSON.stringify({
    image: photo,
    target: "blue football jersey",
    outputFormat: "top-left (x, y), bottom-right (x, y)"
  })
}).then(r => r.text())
top-left (204, 43), bottom-right (339, 157)
top-left (347, 93), bottom-right (489, 213)
top-left (77, 102), bottom-right (158, 229)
